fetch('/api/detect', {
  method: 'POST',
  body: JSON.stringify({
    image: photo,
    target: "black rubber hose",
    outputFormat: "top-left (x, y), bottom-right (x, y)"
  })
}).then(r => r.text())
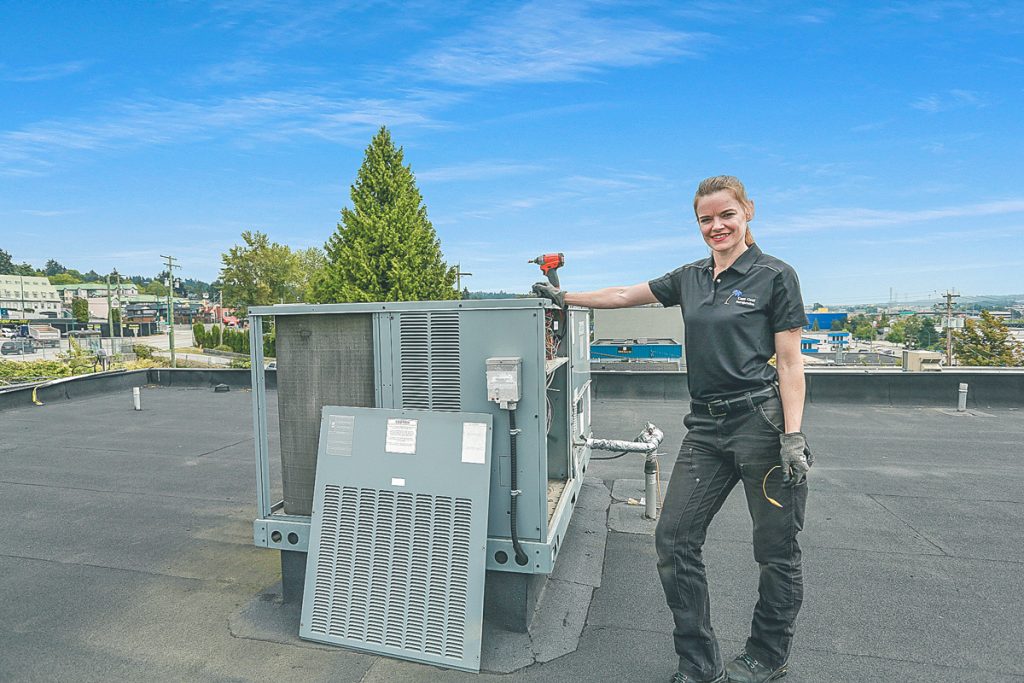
top-left (508, 408), bottom-right (529, 566)
top-left (590, 450), bottom-right (631, 461)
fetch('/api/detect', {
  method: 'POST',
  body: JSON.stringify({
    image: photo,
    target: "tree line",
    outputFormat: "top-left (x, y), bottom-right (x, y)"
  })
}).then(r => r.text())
top-left (817, 311), bottom-right (1022, 366)
top-left (0, 251), bottom-right (214, 298)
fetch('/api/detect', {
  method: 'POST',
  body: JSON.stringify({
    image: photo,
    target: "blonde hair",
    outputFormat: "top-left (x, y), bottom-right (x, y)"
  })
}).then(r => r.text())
top-left (693, 175), bottom-right (755, 246)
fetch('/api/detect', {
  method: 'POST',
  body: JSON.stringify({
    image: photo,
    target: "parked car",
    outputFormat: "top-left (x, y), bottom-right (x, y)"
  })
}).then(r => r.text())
top-left (1, 340), bottom-right (36, 355)
top-left (0, 327), bottom-right (16, 338)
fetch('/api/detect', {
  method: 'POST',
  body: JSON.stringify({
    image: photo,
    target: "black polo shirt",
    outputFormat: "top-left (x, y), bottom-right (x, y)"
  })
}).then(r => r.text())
top-left (648, 244), bottom-right (808, 401)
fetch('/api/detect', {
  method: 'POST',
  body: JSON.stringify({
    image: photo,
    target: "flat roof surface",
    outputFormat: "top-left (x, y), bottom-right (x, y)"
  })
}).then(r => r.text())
top-left (1, 386), bottom-right (1022, 681)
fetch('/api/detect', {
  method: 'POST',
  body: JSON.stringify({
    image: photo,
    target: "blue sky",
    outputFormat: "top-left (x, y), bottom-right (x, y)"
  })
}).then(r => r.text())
top-left (2, 1), bottom-right (1022, 305)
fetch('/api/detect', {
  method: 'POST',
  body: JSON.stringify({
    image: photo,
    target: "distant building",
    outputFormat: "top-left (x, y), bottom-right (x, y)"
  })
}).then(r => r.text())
top-left (805, 312), bottom-right (847, 331)
top-left (0, 275), bottom-right (61, 317)
top-left (800, 337), bottom-right (821, 353)
top-left (591, 306), bottom-right (684, 367)
top-left (827, 331), bottom-right (851, 347)
top-left (53, 282), bottom-right (140, 305)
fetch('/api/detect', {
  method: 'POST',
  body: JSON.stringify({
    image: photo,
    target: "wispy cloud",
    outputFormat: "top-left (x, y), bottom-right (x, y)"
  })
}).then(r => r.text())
top-left (0, 60), bottom-right (89, 82)
top-left (559, 172), bottom-right (665, 193)
top-left (19, 209), bottom-right (82, 217)
top-left (912, 89), bottom-right (987, 112)
top-left (762, 199), bottom-right (1024, 234)
top-left (414, 1), bottom-right (699, 85)
top-left (189, 58), bottom-right (270, 86)
top-left (417, 160), bottom-right (543, 182)
top-left (452, 168), bottom-right (668, 220)
top-left (0, 88), bottom-right (457, 176)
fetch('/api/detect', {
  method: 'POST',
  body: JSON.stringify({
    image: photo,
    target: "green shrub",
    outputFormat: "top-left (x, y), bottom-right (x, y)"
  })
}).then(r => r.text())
top-left (214, 344), bottom-right (233, 353)
top-left (133, 344), bottom-right (155, 360)
top-left (192, 322), bottom-right (206, 348)
top-left (0, 360), bottom-right (73, 385)
top-left (229, 358), bottom-right (252, 369)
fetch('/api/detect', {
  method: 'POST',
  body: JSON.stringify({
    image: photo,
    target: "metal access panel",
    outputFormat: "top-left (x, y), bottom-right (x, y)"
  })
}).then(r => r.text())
top-left (276, 313), bottom-right (376, 515)
top-left (374, 306), bottom-right (548, 546)
top-left (300, 405), bottom-right (493, 672)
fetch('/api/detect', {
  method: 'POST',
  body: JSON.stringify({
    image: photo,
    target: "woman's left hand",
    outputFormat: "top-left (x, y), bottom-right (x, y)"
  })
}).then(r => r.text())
top-left (779, 432), bottom-right (812, 486)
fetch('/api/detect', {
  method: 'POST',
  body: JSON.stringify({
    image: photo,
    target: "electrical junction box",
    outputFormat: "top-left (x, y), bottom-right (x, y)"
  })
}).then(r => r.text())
top-left (486, 357), bottom-right (521, 408)
top-left (247, 299), bottom-right (593, 579)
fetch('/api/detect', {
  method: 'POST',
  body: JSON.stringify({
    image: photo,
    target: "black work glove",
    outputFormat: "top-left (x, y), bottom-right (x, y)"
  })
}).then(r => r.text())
top-left (779, 432), bottom-right (813, 486)
top-left (532, 281), bottom-right (566, 307)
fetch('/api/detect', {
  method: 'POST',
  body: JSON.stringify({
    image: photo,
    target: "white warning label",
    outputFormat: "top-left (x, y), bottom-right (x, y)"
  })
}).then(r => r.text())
top-left (461, 422), bottom-right (488, 464)
top-left (385, 418), bottom-right (418, 454)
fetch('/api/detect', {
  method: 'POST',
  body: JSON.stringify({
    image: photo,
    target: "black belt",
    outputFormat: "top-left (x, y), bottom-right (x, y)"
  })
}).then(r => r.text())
top-left (690, 384), bottom-right (778, 417)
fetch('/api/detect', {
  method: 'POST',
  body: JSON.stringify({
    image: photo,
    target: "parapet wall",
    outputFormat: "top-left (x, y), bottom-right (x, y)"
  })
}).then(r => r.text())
top-left (592, 369), bottom-right (1024, 408)
top-left (1, 367), bottom-right (1019, 411)
top-left (0, 368), bottom-right (270, 412)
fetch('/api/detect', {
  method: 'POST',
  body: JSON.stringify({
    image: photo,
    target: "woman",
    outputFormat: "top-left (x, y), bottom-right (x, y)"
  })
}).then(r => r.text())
top-left (533, 176), bottom-right (811, 683)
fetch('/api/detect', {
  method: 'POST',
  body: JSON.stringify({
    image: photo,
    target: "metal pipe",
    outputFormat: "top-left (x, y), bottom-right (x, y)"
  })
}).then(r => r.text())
top-left (586, 437), bottom-right (658, 453)
top-left (644, 458), bottom-right (658, 520)
top-left (586, 423), bottom-right (664, 519)
top-left (586, 423), bottom-right (664, 454)
top-left (957, 383), bottom-right (968, 412)
top-left (132, 386), bottom-right (142, 411)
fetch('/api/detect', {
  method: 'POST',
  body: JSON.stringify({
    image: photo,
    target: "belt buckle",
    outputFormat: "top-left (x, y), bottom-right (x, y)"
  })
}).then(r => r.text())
top-left (707, 399), bottom-right (729, 417)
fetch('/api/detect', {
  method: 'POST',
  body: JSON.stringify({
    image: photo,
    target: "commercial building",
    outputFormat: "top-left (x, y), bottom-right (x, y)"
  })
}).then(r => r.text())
top-left (0, 275), bottom-right (62, 317)
top-left (53, 282), bottom-right (141, 305)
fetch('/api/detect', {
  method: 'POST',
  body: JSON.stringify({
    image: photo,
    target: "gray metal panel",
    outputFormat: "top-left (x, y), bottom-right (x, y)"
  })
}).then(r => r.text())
top-left (396, 310), bottom-right (462, 411)
top-left (300, 406), bottom-right (493, 672)
top-left (276, 314), bottom-right (376, 515)
top-left (251, 298), bottom-right (552, 317)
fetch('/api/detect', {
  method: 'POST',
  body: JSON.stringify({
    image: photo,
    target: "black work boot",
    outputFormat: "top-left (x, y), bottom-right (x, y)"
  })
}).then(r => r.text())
top-left (671, 672), bottom-right (727, 683)
top-left (725, 651), bottom-right (787, 682)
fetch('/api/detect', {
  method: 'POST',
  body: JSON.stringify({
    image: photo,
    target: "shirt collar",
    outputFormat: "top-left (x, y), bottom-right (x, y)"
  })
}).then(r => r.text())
top-left (705, 243), bottom-right (761, 275)
top-left (730, 243), bottom-right (761, 274)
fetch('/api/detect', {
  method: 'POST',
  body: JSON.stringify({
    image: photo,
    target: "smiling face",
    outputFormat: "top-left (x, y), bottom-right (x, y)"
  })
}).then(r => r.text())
top-left (695, 189), bottom-right (753, 260)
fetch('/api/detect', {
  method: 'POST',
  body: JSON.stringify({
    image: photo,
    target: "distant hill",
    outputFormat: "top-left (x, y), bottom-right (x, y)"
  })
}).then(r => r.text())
top-left (833, 294), bottom-right (1024, 310)
top-left (464, 291), bottom-right (526, 300)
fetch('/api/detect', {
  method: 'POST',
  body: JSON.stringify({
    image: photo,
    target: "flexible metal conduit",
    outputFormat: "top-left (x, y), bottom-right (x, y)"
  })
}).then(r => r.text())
top-left (507, 408), bottom-right (529, 566)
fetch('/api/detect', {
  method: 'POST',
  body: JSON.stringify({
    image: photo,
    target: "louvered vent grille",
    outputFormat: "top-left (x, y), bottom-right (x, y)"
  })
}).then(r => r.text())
top-left (308, 484), bottom-right (473, 661)
top-left (400, 311), bottom-right (461, 411)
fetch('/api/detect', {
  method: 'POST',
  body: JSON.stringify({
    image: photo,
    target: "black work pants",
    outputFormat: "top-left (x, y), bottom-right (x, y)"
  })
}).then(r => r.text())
top-left (655, 394), bottom-right (807, 680)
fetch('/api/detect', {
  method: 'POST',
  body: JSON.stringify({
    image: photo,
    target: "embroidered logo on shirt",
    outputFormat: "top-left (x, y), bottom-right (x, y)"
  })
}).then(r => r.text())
top-left (724, 289), bottom-right (742, 305)
top-left (735, 296), bottom-right (757, 307)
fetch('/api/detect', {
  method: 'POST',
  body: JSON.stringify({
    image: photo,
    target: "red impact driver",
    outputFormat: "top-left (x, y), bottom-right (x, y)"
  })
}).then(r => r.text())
top-left (529, 253), bottom-right (564, 288)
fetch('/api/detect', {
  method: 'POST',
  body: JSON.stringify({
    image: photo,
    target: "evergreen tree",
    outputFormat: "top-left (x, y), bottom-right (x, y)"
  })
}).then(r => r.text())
top-left (953, 311), bottom-right (1024, 366)
top-left (311, 126), bottom-right (457, 303)
top-left (71, 297), bottom-right (90, 323)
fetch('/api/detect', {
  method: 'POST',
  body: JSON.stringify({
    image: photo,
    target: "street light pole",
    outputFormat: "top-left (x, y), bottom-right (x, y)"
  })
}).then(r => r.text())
top-left (455, 264), bottom-right (473, 298)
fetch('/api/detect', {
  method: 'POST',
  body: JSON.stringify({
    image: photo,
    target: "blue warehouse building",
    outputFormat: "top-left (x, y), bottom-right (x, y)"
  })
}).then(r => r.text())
top-left (805, 312), bottom-right (847, 331)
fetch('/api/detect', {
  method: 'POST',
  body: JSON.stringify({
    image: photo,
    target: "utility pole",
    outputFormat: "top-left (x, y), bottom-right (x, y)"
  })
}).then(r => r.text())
top-left (944, 289), bottom-right (960, 366)
top-left (106, 274), bottom-right (113, 346)
top-left (161, 255), bottom-right (180, 368)
top-left (114, 270), bottom-right (122, 339)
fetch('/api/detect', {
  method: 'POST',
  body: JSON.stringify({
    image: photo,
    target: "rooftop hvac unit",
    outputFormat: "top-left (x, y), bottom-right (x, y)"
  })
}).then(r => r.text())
top-left (248, 298), bottom-right (593, 600)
